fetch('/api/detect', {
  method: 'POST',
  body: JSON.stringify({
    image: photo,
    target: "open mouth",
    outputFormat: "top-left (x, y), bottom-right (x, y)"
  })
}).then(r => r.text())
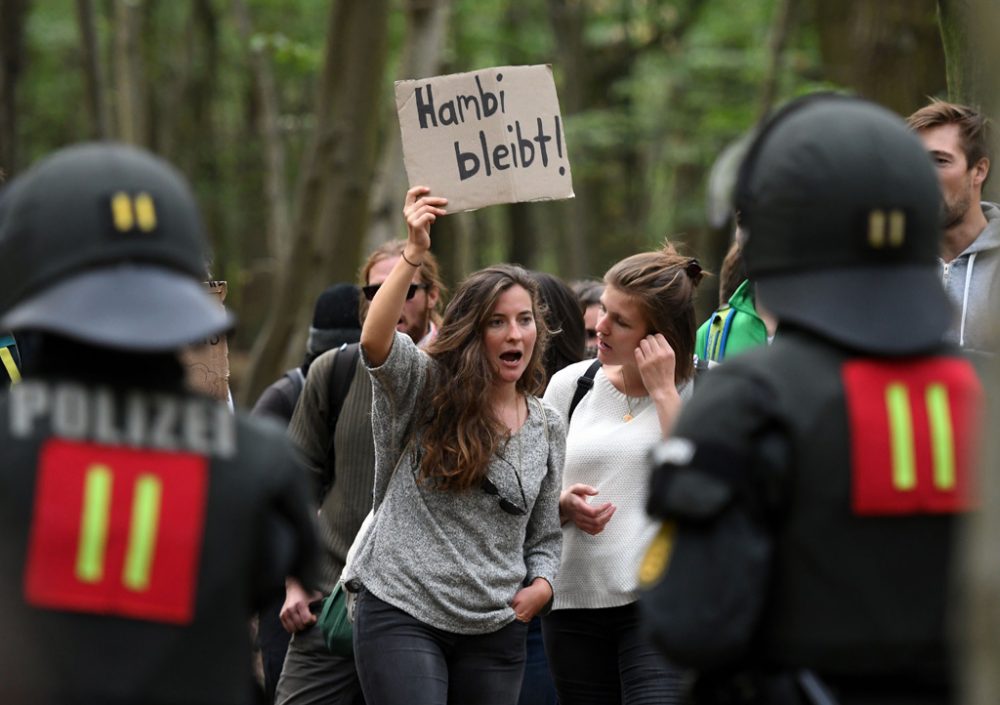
top-left (499, 351), bottom-right (523, 364)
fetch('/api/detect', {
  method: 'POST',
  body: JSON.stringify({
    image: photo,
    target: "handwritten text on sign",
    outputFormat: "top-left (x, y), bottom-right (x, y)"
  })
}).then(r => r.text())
top-left (396, 65), bottom-right (574, 212)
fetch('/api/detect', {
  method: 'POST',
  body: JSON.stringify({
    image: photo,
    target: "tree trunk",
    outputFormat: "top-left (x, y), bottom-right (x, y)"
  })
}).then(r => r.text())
top-left (76, 0), bottom-right (110, 139)
top-left (756, 0), bottom-right (795, 123)
top-left (0, 0), bottom-right (29, 177)
top-left (545, 0), bottom-right (590, 278)
top-left (113, 0), bottom-right (144, 145)
top-left (936, 6), bottom-right (1000, 702)
top-left (366, 0), bottom-right (451, 253)
top-left (813, 0), bottom-right (945, 115)
top-left (937, 0), bottom-right (1000, 201)
top-left (232, 0), bottom-right (290, 260)
top-left (241, 0), bottom-right (391, 405)
top-left (507, 202), bottom-right (536, 269)
top-left (961, 362), bottom-right (1000, 705)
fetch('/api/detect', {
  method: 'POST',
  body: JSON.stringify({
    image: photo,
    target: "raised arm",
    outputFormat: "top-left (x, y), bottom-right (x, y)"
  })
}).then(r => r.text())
top-left (360, 186), bottom-right (447, 366)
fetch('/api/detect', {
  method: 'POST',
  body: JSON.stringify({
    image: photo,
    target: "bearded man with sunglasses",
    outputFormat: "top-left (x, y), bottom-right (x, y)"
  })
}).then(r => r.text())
top-left (274, 240), bottom-right (445, 705)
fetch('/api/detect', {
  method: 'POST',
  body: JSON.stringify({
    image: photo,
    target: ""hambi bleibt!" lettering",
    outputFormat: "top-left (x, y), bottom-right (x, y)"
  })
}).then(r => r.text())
top-left (414, 71), bottom-right (567, 182)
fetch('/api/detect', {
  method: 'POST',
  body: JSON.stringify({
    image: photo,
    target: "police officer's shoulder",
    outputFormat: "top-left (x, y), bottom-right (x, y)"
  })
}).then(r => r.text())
top-left (233, 409), bottom-right (308, 474)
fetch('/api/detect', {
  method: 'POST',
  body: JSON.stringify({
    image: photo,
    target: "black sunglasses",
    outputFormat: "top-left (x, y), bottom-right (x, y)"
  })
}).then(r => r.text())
top-left (481, 444), bottom-right (528, 518)
top-left (482, 477), bottom-right (527, 516)
top-left (362, 282), bottom-right (428, 302)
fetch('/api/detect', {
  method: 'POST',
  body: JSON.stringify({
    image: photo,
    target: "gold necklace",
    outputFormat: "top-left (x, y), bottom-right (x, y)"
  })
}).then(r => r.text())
top-left (621, 367), bottom-right (634, 422)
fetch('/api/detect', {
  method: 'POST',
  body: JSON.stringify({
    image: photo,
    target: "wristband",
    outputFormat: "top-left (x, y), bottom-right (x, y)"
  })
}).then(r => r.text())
top-left (401, 251), bottom-right (423, 267)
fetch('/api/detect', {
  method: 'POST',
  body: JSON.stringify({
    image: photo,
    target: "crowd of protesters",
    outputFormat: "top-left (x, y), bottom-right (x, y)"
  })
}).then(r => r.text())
top-left (0, 94), bottom-right (995, 705)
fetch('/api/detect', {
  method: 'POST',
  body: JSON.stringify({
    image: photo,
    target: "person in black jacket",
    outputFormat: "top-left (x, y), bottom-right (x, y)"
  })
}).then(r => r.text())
top-left (252, 284), bottom-right (362, 426)
top-left (0, 143), bottom-right (318, 705)
top-left (641, 95), bottom-right (983, 705)
top-left (251, 282), bottom-right (360, 703)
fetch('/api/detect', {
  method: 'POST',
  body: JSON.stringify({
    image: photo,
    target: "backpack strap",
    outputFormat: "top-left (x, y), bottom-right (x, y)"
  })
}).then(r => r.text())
top-left (323, 342), bottom-right (362, 493)
top-left (568, 359), bottom-right (602, 423)
top-left (703, 306), bottom-right (738, 363)
top-left (1, 333), bottom-right (20, 385)
top-left (277, 368), bottom-right (305, 412)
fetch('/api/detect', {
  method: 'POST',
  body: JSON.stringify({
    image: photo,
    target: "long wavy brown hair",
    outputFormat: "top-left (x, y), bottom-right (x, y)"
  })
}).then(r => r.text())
top-left (418, 264), bottom-right (550, 491)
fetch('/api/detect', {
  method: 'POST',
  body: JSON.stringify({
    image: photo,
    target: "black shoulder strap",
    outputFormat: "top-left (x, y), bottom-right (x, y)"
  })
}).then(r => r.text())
top-left (279, 368), bottom-right (305, 411)
top-left (323, 342), bottom-right (362, 492)
top-left (568, 359), bottom-right (602, 423)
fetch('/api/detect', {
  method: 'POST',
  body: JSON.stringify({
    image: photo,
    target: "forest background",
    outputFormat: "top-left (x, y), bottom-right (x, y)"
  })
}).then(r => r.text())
top-left (0, 0), bottom-right (997, 403)
top-left (4, 2), bottom-right (1000, 701)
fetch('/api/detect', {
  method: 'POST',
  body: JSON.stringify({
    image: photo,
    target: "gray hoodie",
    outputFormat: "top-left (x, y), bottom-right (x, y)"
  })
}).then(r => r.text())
top-left (940, 201), bottom-right (1000, 356)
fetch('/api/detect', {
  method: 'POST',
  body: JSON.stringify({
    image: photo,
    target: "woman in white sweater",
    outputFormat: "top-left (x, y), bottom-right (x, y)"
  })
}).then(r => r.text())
top-left (542, 244), bottom-right (704, 705)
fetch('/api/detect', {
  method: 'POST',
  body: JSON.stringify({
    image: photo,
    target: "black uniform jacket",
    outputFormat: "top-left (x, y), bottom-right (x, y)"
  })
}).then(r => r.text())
top-left (0, 375), bottom-right (319, 705)
top-left (643, 329), bottom-right (982, 691)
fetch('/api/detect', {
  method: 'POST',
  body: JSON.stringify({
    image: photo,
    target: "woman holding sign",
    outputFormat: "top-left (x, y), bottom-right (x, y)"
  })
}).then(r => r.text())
top-left (342, 186), bottom-right (565, 705)
top-left (540, 244), bottom-right (704, 705)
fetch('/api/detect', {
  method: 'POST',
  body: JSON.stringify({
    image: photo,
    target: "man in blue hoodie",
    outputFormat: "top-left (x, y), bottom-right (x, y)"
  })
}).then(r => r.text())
top-left (908, 100), bottom-right (1000, 358)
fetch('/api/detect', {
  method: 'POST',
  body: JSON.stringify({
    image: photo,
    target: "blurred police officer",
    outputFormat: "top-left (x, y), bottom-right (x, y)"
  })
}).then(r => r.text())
top-left (640, 95), bottom-right (983, 705)
top-left (0, 143), bottom-right (318, 705)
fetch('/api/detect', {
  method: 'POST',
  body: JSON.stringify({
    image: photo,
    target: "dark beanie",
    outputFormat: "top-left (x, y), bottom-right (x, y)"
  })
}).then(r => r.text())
top-left (303, 283), bottom-right (362, 372)
top-left (313, 283), bottom-right (361, 330)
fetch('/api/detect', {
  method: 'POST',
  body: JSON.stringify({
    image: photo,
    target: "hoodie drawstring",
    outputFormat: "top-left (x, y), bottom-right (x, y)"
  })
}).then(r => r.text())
top-left (959, 252), bottom-right (977, 347)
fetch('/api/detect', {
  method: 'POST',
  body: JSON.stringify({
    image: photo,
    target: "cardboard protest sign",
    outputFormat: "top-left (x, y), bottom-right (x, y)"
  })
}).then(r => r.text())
top-left (395, 65), bottom-right (574, 212)
top-left (180, 281), bottom-right (231, 404)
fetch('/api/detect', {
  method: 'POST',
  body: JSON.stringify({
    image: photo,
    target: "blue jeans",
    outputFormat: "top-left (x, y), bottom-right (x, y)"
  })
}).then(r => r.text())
top-left (542, 603), bottom-right (682, 705)
top-left (517, 616), bottom-right (558, 705)
top-left (353, 589), bottom-right (528, 705)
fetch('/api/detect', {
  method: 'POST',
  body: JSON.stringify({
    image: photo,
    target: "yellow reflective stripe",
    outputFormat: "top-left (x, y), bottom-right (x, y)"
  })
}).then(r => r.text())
top-left (885, 383), bottom-right (916, 491)
top-left (76, 465), bottom-right (113, 583)
top-left (134, 192), bottom-right (157, 232)
top-left (122, 474), bottom-right (163, 591)
top-left (926, 384), bottom-right (956, 490)
top-left (888, 209), bottom-right (906, 247)
top-left (0, 347), bottom-right (20, 383)
top-left (111, 192), bottom-right (135, 231)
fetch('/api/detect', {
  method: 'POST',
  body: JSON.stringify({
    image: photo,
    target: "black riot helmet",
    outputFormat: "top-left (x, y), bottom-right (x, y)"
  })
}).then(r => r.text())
top-left (0, 143), bottom-right (232, 351)
top-left (734, 93), bottom-right (950, 355)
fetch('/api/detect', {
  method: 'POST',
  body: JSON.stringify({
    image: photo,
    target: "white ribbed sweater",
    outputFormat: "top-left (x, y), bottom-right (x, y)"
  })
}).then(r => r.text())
top-left (543, 360), bottom-right (691, 610)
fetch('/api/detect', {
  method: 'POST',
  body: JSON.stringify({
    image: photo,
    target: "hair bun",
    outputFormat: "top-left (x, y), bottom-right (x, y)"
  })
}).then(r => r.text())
top-left (684, 258), bottom-right (704, 285)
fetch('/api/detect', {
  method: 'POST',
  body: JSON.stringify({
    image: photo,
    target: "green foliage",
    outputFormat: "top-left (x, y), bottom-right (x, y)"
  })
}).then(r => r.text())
top-left (20, 1), bottom-right (88, 163)
top-left (12, 0), bottom-right (934, 355)
top-left (249, 33), bottom-right (322, 73)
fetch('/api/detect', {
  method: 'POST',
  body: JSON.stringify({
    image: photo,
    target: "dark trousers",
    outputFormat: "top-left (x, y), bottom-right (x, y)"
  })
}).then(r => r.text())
top-left (542, 603), bottom-right (682, 705)
top-left (275, 622), bottom-right (365, 705)
top-left (692, 671), bottom-right (953, 705)
top-left (354, 589), bottom-right (528, 705)
top-left (259, 598), bottom-right (292, 703)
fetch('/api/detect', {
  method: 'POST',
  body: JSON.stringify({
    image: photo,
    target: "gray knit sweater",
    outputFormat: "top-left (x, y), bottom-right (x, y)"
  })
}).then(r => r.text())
top-left (342, 332), bottom-right (565, 634)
